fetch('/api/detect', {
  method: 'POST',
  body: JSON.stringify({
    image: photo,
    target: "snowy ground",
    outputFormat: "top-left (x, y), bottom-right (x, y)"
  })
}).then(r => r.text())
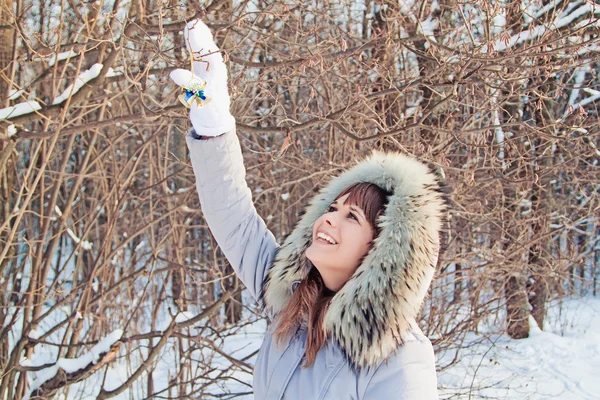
top-left (215, 296), bottom-right (600, 400)
top-left (22, 296), bottom-right (600, 399)
top-left (436, 296), bottom-right (600, 399)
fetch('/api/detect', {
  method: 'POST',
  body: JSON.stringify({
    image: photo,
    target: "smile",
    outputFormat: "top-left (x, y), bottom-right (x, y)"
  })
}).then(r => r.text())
top-left (316, 231), bottom-right (337, 245)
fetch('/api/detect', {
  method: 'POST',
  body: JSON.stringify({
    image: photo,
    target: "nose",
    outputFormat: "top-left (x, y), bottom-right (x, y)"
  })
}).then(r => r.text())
top-left (324, 214), bottom-right (337, 227)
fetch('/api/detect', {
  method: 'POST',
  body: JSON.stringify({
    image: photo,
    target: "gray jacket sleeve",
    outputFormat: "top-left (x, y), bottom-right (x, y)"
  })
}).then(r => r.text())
top-left (362, 337), bottom-right (439, 400)
top-left (186, 128), bottom-right (279, 302)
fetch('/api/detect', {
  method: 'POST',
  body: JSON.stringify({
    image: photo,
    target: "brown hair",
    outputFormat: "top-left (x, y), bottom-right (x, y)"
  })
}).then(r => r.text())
top-left (273, 182), bottom-right (389, 367)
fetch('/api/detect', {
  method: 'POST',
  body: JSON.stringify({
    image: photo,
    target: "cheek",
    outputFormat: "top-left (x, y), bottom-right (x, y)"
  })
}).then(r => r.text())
top-left (343, 226), bottom-right (373, 258)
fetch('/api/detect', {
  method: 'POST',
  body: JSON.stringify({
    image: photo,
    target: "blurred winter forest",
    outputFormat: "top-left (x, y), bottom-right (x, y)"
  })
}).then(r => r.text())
top-left (0, 0), bottom-right (599, 398)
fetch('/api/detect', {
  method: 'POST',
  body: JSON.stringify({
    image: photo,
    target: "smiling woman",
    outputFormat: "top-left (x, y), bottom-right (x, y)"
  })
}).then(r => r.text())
top-left (176, 18), bottom-right (447, 400)
top-left (276, 182), bottom-right (390, 367)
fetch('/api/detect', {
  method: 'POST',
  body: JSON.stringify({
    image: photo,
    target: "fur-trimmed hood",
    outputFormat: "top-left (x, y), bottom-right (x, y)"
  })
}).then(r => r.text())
top-left (261, 152), bottom-right (447, 369)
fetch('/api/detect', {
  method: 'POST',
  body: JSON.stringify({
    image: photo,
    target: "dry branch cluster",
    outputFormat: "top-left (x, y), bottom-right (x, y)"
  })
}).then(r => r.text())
top-left (0, 0), bottom-right (599, 398)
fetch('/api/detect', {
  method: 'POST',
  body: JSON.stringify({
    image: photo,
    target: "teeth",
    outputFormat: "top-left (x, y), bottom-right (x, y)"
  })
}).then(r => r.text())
top-left (317, 232), bottom-right (337, 245)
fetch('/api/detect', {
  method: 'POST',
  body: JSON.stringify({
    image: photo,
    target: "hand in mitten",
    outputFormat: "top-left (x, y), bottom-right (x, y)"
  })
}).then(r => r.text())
top-left (170, 19), bottom-right (235, 136)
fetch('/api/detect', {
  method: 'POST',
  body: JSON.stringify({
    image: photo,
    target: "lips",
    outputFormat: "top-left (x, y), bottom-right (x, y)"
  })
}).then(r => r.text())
top-left (316, 230), bottom-right (338, 245)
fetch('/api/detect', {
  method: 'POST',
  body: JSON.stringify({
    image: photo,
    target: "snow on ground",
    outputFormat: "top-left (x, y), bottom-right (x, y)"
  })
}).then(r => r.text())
top-left (214, 296), bottom-right (600, 399)
top-left (437, 296), bottom-right (600, 400)
top-left (19, 296), bottom-right (599, 399)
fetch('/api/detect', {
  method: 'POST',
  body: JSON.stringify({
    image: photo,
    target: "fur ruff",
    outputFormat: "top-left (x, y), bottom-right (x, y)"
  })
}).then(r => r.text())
top-left (260, 152), bottom-right (447, 369)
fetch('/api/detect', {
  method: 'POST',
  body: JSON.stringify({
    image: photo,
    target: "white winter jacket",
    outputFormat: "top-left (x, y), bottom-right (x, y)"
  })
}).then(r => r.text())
top-left (187, 128), bottom-right (445, 399)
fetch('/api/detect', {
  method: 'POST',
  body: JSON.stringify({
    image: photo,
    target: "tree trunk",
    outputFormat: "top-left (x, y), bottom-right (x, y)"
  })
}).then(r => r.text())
top-left (529, 275), bottom-right (547, 330)
top-left (0, 0), bottom-right (17, 381)
top-left (453, 263), bottom-right (462, 304)
top-left (505, 273), bottom-right (530, 339)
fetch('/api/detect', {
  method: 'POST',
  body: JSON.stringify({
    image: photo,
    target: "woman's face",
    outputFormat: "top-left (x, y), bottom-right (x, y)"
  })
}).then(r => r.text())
top-left (305, 194), bottom-right (375, 292)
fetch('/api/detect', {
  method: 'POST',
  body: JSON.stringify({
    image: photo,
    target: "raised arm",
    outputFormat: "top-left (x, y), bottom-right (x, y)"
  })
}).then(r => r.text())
top-left (186, 130), bottom-right (279, 302)
top-left (172, 19), bottom-right (279, 302)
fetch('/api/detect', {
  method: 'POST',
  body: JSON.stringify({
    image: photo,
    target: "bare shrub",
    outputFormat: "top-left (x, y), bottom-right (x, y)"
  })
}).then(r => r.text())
top-left (1, 0), bottom-right (599, 397)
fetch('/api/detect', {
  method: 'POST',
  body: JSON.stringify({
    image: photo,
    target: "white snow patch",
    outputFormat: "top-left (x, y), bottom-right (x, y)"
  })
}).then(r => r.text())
top-left (572, 91), bottom-right (600, 112)
top-left (490, 85), bottom-right (507, 170)
top-left (399, 0), bottom-right (416, 14)
top-left (48, 50), bottom-right (78, 67)
top-left (281, 193), bottom-right (290, 201)
top-left (134, 240), bottom-right (146, 252)
top-left (9, 88), bottom-right (24, 101)
top-left (60, 329), bottom-right (122, 373)
top-left (24, 329), bottom-right (122, 400)
top-left (438, 296), bottom-right (600, 399)
top-left (54, 205), bottom-right (93, 250)
top-left (418, 17), bottom-right (438, 47)
top-left (52, 63), bottom-right (103, 105)
top-left (25, 365), bottom-right (60, 400)
top-left (405, 106), bottom-right (418, 117)
top-left (534, 0), bottom-right (560, 20)
top-left (28, 328), bottom-right (41, 340)
top-left (175, 311), bottom-right (196, 324)
top-left (445, 55), bottom-right (460, 64)
top-left (492, 13), bottom-right (506, 35)
top-left (563, 67), bottom-right (589, 118)
top-left (106, 66), bottom-right (124, 77)
top-left (0, 101), bottom-right (42, 121)
top-left (7, 125), bottom-right (17, 137)
top-left (483, 4), bottom-right (595, 53)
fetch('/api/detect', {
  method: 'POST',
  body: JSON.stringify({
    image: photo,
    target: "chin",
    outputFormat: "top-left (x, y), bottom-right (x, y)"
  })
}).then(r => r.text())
top-left (305, 245), bottom-right (323, 270)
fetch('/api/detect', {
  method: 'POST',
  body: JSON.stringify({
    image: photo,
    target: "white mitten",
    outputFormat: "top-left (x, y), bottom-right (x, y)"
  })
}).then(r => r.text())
top-left (170, 19), bottom-right (235, 136)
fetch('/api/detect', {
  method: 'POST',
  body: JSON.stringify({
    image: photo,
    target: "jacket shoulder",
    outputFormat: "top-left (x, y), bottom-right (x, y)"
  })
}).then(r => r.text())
top-left (359, 331), bottom-right (439, 399)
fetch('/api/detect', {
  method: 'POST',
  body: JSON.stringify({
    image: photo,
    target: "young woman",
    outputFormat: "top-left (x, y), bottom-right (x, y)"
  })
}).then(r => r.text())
top-left (171, 19), bottom-right (446, 400)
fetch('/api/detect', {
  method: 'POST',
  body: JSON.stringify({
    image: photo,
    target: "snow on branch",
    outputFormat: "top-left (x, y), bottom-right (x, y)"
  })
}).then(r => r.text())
top-left (571, 89), bottom-right (600, 111)
top-left (483, 3), bottom-right (598, 53)
top-left (52, 64), bottom-right (104, 105)
top-left (23, 330), bottom-right (122, 400)
top-left (54, 206), bottom-right (93, 250)
top-left (8, 88), bottom-right (24, 101)
top-left (48, 50), bottom-right (78, 67)
top-left (7, 125), bottom-right (17, 138)
top-left (563, 66), bottom-right (589, 118)
top-left (0, 101), bottom-right (42, 121)
top-left (0, 63), bottom-right (117, 123)
top-left (418, 17), bottom-right (438, 48)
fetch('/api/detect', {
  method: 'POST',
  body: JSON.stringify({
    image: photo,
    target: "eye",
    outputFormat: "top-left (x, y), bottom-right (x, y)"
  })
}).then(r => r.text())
top-left (348, 212), bottom-right (358, 221)
top-left (327, 205), bottom-right (337, 213)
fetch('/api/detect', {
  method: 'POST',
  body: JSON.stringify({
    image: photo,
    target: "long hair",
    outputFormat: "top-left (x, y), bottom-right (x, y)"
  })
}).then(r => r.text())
top-left (273, 182), bottom-right (389, 367)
